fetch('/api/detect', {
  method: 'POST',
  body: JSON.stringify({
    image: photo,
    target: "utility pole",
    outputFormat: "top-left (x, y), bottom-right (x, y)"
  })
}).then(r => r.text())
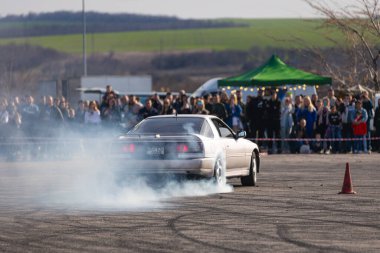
top-left (82, 0), bottom-right (87, 77)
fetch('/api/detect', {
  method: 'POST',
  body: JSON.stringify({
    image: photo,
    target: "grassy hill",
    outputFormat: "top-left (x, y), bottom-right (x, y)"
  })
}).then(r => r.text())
top-left (0, 12), bottom-right (241, 38)
top-left (0, 19), bottom-right (340, 54)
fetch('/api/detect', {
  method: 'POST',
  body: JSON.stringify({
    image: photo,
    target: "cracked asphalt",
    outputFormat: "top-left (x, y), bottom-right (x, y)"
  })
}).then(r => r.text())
top-left (0, 154), bottom-right (379, 253)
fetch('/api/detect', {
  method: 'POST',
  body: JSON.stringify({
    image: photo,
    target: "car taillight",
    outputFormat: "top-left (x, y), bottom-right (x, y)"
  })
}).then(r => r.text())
top-left (176, 144), bottom-right (189, 153)
top-left (176, 142), bottom-right (203, 159)
top-left (122, 143), bottom-right (135, 153)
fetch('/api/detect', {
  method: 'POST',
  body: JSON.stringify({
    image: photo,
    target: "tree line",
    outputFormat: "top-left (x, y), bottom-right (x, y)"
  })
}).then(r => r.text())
top-left (0, 11), bottom-right (244, 38)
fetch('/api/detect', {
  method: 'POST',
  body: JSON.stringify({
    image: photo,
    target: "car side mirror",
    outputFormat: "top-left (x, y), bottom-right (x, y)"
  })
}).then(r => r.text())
top-left (236, 130), bottom-right (246, 139)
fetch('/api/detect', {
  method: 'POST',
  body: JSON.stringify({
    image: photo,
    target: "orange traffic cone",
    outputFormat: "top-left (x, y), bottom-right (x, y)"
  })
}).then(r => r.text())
top-left (339, 163), bottom-right (356, 194)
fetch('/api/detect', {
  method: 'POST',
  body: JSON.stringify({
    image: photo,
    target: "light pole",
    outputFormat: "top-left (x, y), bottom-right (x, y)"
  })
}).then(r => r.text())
top-left (82, 0), bottom-right (87, 77)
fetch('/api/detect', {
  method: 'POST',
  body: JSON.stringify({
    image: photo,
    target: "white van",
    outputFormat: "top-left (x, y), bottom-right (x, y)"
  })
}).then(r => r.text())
top-left (192, 78), bottom-right (317, 102)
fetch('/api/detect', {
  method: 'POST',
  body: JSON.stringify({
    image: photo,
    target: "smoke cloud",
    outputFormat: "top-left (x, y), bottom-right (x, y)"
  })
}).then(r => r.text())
top-left (37, 160), bottom-right (233, 211)
top-left (1, 137), bottom-right (233, 212)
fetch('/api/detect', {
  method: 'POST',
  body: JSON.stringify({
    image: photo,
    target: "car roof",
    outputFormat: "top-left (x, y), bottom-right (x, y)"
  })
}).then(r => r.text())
top-left (147, 114), bottom-right (218, 120)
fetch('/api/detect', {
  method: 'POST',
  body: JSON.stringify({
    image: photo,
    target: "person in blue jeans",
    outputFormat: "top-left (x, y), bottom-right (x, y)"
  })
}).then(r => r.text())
top-left (341, 94), bottom-right (355, 153)
top-left (351, 100), bottom-right (368, 154)
top-left (327, 105), bottom-right (342, 153)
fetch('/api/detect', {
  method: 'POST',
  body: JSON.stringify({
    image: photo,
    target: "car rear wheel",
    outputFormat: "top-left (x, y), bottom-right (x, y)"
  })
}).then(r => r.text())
top-left (241, 152), bottom-right (257, 186)
top-left (213, 157), bottom-right (226, 186)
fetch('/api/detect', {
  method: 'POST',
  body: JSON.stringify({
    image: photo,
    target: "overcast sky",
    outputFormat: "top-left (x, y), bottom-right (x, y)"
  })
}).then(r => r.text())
top-left (0, 0), bottom-right (324, 19)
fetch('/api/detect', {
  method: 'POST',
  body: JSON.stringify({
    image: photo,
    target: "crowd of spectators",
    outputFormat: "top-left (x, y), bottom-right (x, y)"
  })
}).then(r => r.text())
top-left (1, 85), bottom-right (380, 158)
top-left (241, 87), bottom-right (379, 154)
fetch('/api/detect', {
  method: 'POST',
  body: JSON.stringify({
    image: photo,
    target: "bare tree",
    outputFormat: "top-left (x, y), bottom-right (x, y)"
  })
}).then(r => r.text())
top-left (305, 0), bottom-right (380, 91)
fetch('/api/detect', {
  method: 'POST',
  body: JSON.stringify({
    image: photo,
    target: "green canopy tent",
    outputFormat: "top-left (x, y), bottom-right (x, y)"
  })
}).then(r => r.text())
top-left (218, 55), bottom-right (332, 87)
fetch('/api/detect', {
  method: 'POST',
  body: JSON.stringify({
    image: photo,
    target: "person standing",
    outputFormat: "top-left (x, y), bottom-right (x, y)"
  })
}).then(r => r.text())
top-left (193, 99), bottom-right (210, 115)
top-left (75, 100), bottom-right (87, 124)
top-left (361, 91), bottom-right (373, 152)
top-left (341, 94), bottom-right (355, 153)
top-left (327, 105), bottom-right (342, 153)
top-left (127, 95), bottom-right (143, 127)
top-left (204, 94), bottom-right (214, 113)
top-left (84, 100), bottom-right (102, 137)
top-left (161, 98), bottom-right (176, 115)
top-left (293, 95), bottom-right (303, 123)
top-left (220, 91), bottom-right (229, 106)
top-left (40, 96), bottom-right (65, 135)
top-left (249, 89), bottom-right (267, 147)
top-left (225, 94), bottom-right (242, 132)
top-left (351, 100), bottom-right (368, 153)
top-left (316, 97), bottom-right (330, 153)
top-left (173, 90), bottom-right (186, 113)
top-left (151, 93), bottom-right (163, 112)
top-left (102, 98), bottom-right (121, 131)
top-left (5, 105), bottom-right (22, 161)
top-left (137, 99), bottom-right (159, 121)
top-left (236, 90), bottom-right (247, 133)
top-left (12, 96), bottom-right (21, 112)
top-left (211, 94), bottom-right (227, 121)
top-left (38, 96), bottom-right (64, 158)
top-left (179, 95), bottom-right (192, 114)
top-left (102, 85), bottom-right (116, 102)
top-left (21, 95), bottom-right (40, 137)
top-left (59, 100), bottom-right (70, 120)
top-left (325, 87), bottom-right (337, 107)
top-left (280, 97), bottom-right (293, 153)
top-left (266, 90), bottom-right (282, 154)
top-left (297, 96), bottom-right (317, 139)
top-left (311, 94), bottom-right (319, 109)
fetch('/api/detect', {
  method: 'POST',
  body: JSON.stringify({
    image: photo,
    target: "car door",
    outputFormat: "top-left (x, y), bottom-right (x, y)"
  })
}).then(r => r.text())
top-left (211, 119), bottom-right (246, 171)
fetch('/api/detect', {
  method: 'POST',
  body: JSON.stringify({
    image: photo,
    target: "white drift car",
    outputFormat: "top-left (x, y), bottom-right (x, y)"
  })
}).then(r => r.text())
top-left (112, 115), bottom-right (260, 186)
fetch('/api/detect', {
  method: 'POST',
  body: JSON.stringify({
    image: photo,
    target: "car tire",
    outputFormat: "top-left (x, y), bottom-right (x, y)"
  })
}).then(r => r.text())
top-left (213, 157), bottom-right (226, 186)
top-left (241, 152), bottom-right (257, 186)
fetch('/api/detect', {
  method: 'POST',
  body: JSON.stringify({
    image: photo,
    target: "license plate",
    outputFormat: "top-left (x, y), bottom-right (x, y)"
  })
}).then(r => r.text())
top-left (147, 146), bottom-right (165, 155)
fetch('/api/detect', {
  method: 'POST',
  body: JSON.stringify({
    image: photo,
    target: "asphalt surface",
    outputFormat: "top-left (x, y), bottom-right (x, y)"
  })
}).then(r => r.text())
top-left (0, 154), bottom-right (379, 253)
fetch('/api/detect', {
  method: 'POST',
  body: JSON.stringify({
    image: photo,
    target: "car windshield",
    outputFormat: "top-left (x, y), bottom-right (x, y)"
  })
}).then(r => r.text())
top-left (129, 117), bottom-right (204, 135)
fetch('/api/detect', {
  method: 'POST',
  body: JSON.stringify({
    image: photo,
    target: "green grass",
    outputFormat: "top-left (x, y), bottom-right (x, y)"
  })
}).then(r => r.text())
top-left (0, 19), bottom-right (342, 54)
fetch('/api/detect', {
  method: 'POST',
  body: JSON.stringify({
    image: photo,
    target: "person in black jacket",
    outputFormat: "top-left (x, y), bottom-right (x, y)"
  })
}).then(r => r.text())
top-left (138, 99), bottom-right (158, 122)
top-left (211, 94), bottom-right (227, 121)
top-left (247, 89), bottom-right (267, 147)
top-left (327, 105), bottom-right (342, 153)
top-left (266, 90), bottom-right (282, 154)
top-left (161, 98), bottom-right (176, 115)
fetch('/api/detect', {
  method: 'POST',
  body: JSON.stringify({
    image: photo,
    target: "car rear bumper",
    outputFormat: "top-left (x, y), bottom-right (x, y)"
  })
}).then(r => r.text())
top-left (112, 157), bottom-right (215, 178)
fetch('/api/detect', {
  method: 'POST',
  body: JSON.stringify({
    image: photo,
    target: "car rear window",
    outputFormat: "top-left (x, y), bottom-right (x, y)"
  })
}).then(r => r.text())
top-left (130, 117), bottom-right (205, 135)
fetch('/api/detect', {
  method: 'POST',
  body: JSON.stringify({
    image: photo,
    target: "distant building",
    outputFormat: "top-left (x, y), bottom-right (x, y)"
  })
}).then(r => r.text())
top-left (79, 75), bottom-right (152, 101)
